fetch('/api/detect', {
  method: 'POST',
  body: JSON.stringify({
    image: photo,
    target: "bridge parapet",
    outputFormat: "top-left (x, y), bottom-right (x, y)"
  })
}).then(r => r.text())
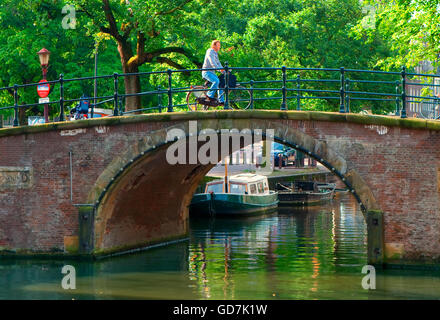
top-left (2, 110), bottom-right (440, 139)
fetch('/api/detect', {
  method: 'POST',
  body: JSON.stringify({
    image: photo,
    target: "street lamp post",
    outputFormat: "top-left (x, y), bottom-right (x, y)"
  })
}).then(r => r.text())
top-left (92, 41), bottom-right (99, 119)
top-left (37, 48), bottom-right (51, 123)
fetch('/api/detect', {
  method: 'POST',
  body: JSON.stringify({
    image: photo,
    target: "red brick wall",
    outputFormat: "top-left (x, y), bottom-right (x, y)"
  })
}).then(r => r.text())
top-left (298, 120), bottom-right (440, 262)
top-left (0, 116), bottom-right (439, 264)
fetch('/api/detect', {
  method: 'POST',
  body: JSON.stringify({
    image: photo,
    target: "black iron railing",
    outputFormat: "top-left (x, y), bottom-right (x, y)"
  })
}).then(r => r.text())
top-left (1, 65), bottom-right (440, 127)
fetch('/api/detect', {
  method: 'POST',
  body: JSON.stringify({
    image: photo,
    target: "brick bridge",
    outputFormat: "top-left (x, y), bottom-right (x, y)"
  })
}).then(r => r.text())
top-left (1, 110), bottom-right (439, 267)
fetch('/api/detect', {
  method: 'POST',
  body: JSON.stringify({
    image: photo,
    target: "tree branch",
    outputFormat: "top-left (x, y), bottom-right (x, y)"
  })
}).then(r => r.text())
top-left (149, 19), bottom-right (160, 38)
top-left (100, 26), bottom-right (112, 35)
top-left (154, 57), bottom-right (193, 76)
top-left (102, 0), bottom-right (123, 41)
top-left (121, 22), bottom-right (135, 40)
top-left (137, 31), bottom-right (146, 61)
top-left (77, 3), bottom-right (110, 38)
top-left (155, 0), bottom-right (193, 16)
top-left (155, 57), bottom-right (186, 70)
top-left (144, 47), bottom-right (202, 68)
top-left (76, 5), bottom-right (94, 20)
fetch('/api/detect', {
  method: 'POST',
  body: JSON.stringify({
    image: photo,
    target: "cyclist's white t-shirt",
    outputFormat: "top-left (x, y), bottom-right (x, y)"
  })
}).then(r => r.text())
top-left (203, 48), bottom-right (223, 71)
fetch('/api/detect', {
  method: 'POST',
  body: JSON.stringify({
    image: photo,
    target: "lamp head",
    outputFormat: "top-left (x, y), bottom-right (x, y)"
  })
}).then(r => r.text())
top-left (37, 48), bottom-right (51, 67)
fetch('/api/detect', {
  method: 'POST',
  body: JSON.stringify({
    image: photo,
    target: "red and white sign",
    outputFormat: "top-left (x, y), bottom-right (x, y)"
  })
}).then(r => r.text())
top-left (37, 79), bottom-right (50, 98)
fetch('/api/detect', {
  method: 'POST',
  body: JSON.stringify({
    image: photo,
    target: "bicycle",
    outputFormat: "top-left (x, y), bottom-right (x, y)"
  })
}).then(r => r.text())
top-left (416, 97), bottom-right (440, 119)
top-left (68, 94), bottom-right (90, 120)
top-left (186, 79), bottom-right (251, 111)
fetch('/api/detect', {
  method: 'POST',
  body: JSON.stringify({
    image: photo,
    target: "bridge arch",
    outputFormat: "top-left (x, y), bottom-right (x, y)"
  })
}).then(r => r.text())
top-left (89, 118), bottom-right (379, 260)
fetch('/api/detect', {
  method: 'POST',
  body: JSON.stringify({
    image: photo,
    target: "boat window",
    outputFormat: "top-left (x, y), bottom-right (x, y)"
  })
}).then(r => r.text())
top-left (229, 183), bottom-right (246, 194)
top-left (249, 184), bottom-right (257, 194)
top-left (206, 182), bottom-right (223, 193)
top-left (257, 182), bottom-right (264, 194)
top-left (263, 181), bottom-right (269, 191)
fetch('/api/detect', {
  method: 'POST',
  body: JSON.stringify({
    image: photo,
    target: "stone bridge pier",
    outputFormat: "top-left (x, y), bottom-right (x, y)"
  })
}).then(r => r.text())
top-left (1, 111), bottom-right (440, 268)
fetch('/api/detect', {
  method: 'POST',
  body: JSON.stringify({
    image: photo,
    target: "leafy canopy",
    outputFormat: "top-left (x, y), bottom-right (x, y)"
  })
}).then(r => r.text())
top-left (0, 0), bottom-right (402, 116)
top-left (353, 0), bottom-right (440, 71)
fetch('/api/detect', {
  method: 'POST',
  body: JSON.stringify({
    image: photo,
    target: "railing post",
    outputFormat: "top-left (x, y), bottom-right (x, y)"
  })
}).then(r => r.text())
top-left (0, 114), bottom-right (3, 128)
top-left (250, 80), bottom-right (254, 110)
top-left (296, 74), bottom-right (301, 110)
top-left (395, 80), bottom-right (400, 116)
top-left (13, 84), bottom-right (19, 127)
top-left (157, 85), bottom-right (162, 113)
top-left (119, 97), bottom-right (124, 115)
top-left (339, 67), bottom-right (345, 113)
top-left (167, 69), bottom-right (173, 112)
top-left (91, 73), bottom-right (95, 119)
top-left (345, 78), bottom-right (350, 113)
top-left (59, 74), bottom-right (65, 122)
top-left (224, 62), bottom-right (229, 110)
top-left (113, 73), bottom-right (119, 116)
top-left (281, 66), bottom-right (287, 110)
top-left (437, 95), bottom-right (440, 119)
top-left (401, 66), bottom-right (407, 118)
top-left (436, 96), bottom-right (440, 119)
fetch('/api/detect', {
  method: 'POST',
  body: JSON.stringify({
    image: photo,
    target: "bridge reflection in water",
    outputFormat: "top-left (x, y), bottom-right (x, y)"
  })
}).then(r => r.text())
top-left (2, 193), bottom-right (440, 300)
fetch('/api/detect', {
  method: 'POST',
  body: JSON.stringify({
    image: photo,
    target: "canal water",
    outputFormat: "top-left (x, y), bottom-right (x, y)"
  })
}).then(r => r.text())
top-left (1, 193), bottom-right (440, 300)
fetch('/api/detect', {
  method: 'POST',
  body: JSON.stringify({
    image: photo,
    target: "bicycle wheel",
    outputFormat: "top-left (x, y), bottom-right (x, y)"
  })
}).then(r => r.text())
top-left (419, 98), bottom-right (436, 119)
top-left (186, 86), bottom-right (209, 111)
top-left (228, 85), bottom-right (251, 109)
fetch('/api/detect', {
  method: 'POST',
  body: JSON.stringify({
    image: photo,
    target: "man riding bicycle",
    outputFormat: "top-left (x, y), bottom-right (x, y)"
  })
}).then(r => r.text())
top-left (202, 40), bottom-right (224, 104)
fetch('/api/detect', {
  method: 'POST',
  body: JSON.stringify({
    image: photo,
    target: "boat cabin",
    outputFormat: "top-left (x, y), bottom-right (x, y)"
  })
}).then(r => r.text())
top-left (205, 173), bottom-right (270, 195)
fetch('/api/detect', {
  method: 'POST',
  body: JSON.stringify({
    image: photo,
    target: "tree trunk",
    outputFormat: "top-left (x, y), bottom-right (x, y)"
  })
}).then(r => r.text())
top-left (19, 106), bottom-right (27, 126)
top-left (123, 67), bottom-right (142, 112)
top-left (118, 41), bottom-right (141, 113)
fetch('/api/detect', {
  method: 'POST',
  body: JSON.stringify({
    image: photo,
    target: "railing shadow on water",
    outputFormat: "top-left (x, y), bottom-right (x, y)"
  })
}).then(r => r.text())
top-left (1, 64), bottom-right (440, 128)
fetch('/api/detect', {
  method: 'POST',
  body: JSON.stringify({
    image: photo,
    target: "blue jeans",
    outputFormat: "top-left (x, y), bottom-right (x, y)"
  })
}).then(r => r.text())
top-left (202, 71), bottom-right (224, 102)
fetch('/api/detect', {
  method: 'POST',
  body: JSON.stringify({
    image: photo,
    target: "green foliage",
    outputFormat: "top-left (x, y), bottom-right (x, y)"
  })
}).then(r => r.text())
top-left (352, 0), bottom-right (440, 71)
top-left (0, 0), bottom-right (418, 119)
top-left (0, 0), bottom-right (121, 119)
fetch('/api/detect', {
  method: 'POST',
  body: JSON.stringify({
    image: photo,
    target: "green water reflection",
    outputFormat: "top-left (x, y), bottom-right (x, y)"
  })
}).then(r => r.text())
top-left (1, 193), bottom-right (440, 300)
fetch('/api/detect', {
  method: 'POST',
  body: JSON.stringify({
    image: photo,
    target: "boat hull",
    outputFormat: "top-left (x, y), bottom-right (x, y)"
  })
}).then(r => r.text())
top-left (190, 192), bottom-right (279, 216)
top-left (277, 189), bottom-right (334, 206)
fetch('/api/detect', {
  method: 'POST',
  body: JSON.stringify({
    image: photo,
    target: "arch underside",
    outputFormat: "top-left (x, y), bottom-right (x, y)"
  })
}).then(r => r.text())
top-left (92, 119), bottom-right (379, 255)
top-left (95, 143), bottom-right (215, 252)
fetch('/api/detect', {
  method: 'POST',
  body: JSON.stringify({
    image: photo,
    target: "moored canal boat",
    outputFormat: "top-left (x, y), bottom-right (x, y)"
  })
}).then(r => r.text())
top-left (275, 181), bottom-right (335, 206)
top-left (190, 173), bottom-right (279, 216)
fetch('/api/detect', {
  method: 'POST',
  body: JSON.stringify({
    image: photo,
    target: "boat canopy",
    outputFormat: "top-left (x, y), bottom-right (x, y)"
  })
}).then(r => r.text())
top-left (205, 173), bottom-right (270, 195)
top-left (228, 173), bottom-right (267, 184)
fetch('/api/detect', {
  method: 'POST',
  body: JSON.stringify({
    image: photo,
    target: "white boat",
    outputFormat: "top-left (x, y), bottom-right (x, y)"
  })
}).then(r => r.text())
top-left (190, 173), bottom-right (279, 216)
